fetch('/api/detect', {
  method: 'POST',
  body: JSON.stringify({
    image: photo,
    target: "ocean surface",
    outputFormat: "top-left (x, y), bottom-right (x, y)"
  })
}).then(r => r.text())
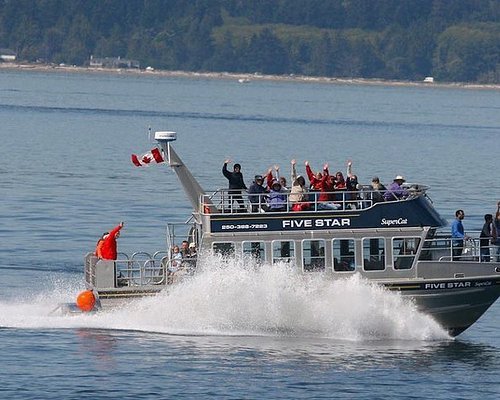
top-left (0, 69), bottom-right (499, 399)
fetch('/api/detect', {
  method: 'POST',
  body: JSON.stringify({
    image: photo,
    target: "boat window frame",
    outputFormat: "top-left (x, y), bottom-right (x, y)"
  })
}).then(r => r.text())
top-left (301, 239), bottom-right (326, 272)
top-left (212, 241), bottom-right (236, 256)
top-left (242, 240), bottom-right (266, 262)
top-left (271, 240), bottom-right (295, 264)
top-left (332, 238), bottom-right (356, 272)
top-left (362, 237), bottom-right (386, 271)
top-left (392, 237), bottom-right (420, 270)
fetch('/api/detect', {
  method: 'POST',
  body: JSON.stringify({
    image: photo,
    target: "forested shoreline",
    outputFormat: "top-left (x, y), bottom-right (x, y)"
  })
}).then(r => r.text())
top-left (1, 0), bottom-right (498, 83)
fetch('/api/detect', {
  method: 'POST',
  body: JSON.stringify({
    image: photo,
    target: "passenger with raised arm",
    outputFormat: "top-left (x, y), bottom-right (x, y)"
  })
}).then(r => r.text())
top-left (222, 159), bottom-right (247, 212)
top-left (332, 169), bottom-right (347, 206)
top-left (100, 222), bottom-right (124, 260)
top-left (309, 162), bottom-right (338, 210)
top-left (266, 165), bottom-right (288, 191)
top-left (451, 209), bottom-right (469, 261)
top-left (95, 232), bottom-right (109, 258)
top-left (345, 160), bottom-right (360, 209)
top-left (248, 174), bottom-right (269, 212)
top-left (305, 161), bottom-right (324, 191)
top-left (290, 159), bottom-right (310, 211)
top-left (305, 160), bottom-right (326, 207)
top-left (384, 175), bottom-right (409, 201)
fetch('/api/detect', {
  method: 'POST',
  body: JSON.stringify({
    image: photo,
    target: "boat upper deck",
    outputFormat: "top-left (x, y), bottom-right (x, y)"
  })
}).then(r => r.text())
top-left (198, 184), bottom-right (447, 234)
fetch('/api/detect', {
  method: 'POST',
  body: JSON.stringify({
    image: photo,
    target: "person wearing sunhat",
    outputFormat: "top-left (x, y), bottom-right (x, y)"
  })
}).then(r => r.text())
top-left (384, 175), bottom-right (409, 201)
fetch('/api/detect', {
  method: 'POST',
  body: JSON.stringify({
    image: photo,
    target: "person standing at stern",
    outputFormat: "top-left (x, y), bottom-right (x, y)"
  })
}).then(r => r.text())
top-left (100, 221), bottom-right (124, 260)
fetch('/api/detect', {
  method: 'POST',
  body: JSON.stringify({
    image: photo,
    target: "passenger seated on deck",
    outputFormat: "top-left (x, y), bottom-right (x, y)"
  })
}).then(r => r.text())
top-left (169, 245), bottom-right (183, 273)
top-left (266, 165), bottom-right (288, 191)
top-left (188, 242), bottom-right (197, 258)
top-left (290, 159), bottom-right (310, 211)
top-left (370, 177), bottom-right (386, 203)
top-left (384, 175), bottom-right (409, 201)
top-left (310, 163), bottom-right (338, 210)
top-left (248, 175), bottom-right (269, 212)
top-left (182, 242), bottom-right (197, 273)
top-left (345, 160), bottom-right (360, 209)
top-left (180, 240), bottom-right (190, 258)
top-left (168, 245), bottom-right (185, 283)
top-left (268, 180), bottom-right (287, 212)
top-left (331, 171), bottom-right (347, 206)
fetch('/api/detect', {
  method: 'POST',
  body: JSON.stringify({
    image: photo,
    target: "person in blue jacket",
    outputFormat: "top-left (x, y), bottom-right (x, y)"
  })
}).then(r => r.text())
top-left (451, 209), bottom-right (469, 260)
top-left (248, 175), bottom-right (268, 212)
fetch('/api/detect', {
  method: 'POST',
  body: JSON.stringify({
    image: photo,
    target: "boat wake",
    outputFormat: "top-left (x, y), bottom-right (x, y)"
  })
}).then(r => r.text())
top-left (0, 256), bottom-right (450, 341)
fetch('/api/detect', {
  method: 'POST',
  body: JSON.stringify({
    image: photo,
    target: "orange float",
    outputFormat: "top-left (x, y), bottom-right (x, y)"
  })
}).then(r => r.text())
top-left (76, 290), bottom-right (96, 312)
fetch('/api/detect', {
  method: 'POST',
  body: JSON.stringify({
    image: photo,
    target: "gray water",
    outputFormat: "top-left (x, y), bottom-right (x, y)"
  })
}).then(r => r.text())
top-left (0, 69), bottom-right (499, 399)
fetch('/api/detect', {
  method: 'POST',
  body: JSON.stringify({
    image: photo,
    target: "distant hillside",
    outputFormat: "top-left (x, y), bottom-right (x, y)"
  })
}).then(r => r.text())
top-left (0, 0), bottom-right (498, 83)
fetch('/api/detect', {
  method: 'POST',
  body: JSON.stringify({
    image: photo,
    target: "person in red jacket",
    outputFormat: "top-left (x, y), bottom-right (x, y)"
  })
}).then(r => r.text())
top-left (94, 232), bottom-right (109, 258)
top-left (305, 161), bottom-right (324, 191)
top-left (100, 222), bottom-right (124, 260)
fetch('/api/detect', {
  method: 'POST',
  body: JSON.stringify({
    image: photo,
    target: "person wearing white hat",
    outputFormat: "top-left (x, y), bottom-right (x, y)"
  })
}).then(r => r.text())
top-left (384, 175), bottom-right (409, 201)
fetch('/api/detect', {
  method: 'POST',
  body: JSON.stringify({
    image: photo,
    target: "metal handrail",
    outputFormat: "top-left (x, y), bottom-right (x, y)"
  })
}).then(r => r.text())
top-left (420, 232), bottom-right (499, 263)
top-left (200, 183), bottom-right (429, 214)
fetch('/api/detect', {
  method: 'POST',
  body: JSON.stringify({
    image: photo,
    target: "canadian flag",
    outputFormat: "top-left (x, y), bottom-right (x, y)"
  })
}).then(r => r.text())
top-left (131, 148), bottom-right (164, 167)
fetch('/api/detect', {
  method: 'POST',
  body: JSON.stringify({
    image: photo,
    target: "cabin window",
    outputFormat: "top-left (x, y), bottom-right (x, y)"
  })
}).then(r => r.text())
top-left (243, 241), bottom-right (266, 262)
top-left (393, 237), bottom-right (420, 269)
top-left (333, 239), bottom-right (355, 271)
top-left (212, 242), bottom-right (235, 256)
top-left (302, 240), bottom-right (325, 272)
top-left (272, 240), bottom-right (295, 263)
top-left (362, 238), bottom-right (385, 270)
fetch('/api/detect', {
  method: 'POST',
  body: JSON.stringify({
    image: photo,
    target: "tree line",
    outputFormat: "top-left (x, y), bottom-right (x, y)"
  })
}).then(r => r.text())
top-left (0, 0), bottom-right (498, 83)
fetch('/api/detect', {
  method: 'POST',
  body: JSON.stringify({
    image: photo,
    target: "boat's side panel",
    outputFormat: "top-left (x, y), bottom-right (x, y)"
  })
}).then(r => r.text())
top-left (207, 197), bottom-right (445, 234)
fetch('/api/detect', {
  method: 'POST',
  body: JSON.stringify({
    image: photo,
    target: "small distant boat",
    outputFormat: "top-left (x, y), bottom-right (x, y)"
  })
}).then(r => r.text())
top-left (423, 76), bottom-right (434, 83)
top-left (79, 131), bottom-right (500, 336)
top-left (238, 78), bottom-right (250, 84)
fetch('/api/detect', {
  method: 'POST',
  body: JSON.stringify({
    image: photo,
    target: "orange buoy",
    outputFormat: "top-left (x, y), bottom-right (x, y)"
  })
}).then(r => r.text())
top-left (76, 290), bottom-right (96, 312)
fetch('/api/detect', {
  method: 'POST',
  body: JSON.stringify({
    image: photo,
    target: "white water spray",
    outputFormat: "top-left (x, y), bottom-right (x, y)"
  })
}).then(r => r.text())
top-left (0, 256), bottom-right (450, 340)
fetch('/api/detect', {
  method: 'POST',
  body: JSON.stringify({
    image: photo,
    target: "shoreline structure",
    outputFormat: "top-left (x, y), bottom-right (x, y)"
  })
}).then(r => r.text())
top-left (1, 62), bottom-right (498, 90)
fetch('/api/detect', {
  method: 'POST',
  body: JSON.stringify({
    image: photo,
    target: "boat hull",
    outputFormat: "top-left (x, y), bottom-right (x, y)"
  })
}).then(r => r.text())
top-left (385, 277), bottom-right (500, 336)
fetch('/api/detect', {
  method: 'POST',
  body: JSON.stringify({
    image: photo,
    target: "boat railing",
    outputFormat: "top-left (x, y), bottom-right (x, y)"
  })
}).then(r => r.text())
top-left (85, 251), bottom-right (198, 288)
top-left (419, 231), bottom-right (499, 263)
top-left (200, 183), bottom-right (429, 214)
top-left (85, 252), bottom-right (168, 288)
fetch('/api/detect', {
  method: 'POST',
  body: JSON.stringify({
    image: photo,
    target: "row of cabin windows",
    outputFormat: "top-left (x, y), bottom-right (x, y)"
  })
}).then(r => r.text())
top-left (212, 237), bottom-right (421, 271)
